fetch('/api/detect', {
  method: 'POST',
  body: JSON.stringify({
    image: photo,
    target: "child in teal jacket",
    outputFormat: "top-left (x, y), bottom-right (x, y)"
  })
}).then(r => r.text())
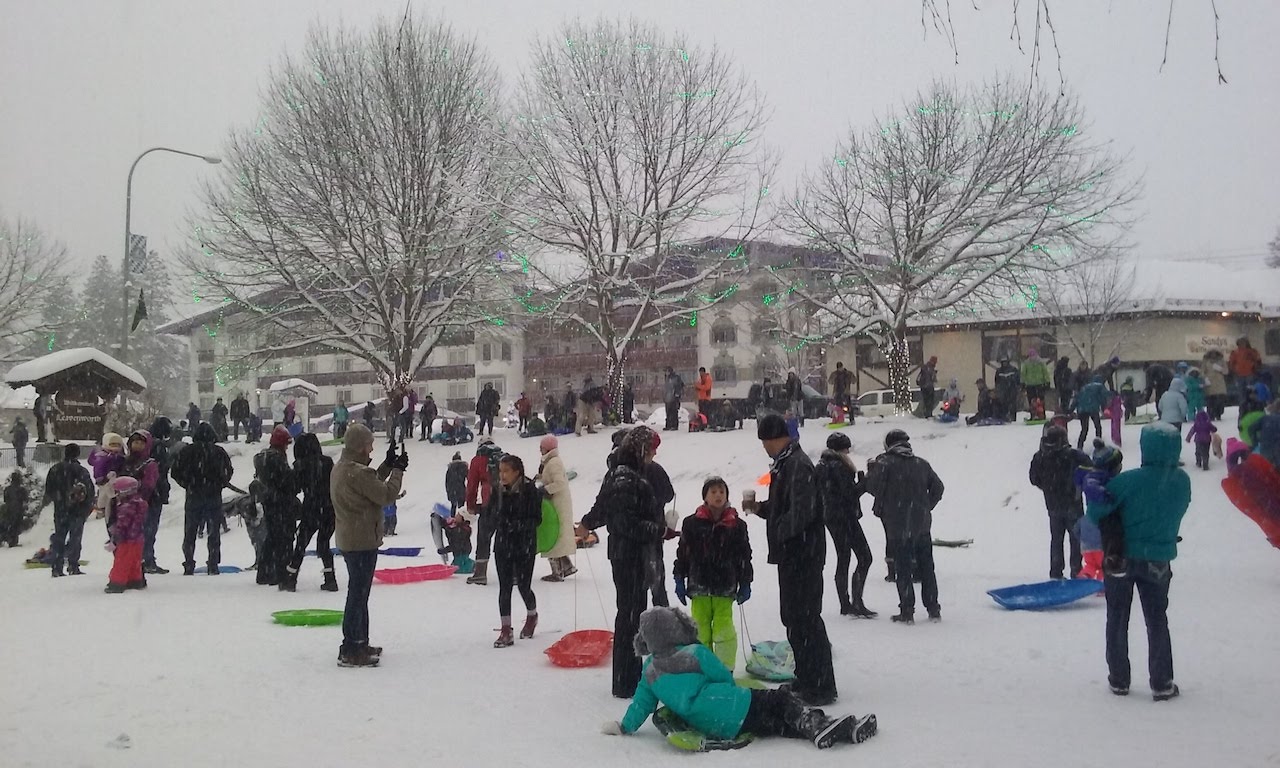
top-left (602, 607), bottom-right (876, 749)
top-left (1083, 422), bottom-right (1190, 701)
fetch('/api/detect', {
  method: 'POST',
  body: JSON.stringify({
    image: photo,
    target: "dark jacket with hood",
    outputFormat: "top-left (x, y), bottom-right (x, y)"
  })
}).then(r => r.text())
top-left (673, 506), bottom-right (752, 598)
top-left (581, 455), bottom-right (661, 562)
top-left (1028, 432), bottom-right (1091, 517)
top-left (253, 444), bottom-right (298, 509)
top-left (43, 452), bottom-right (93, 517)
top-left (815, 449), bottom-right (865, 529)
top-left (445, 458), bottom-right (468, 506)
top-left (495, 476), bottom-right (542, 556)
top-left (293, 433), bottom-right (334, 521)
top-left (865, 443), bottom-right (945, 540)
top-left (171, 423), bottom-right (233, 498)
top-left (1053, 358), bottom-right (1073, 392)
top-left (994, 362), bottom-right (1021, 399)
top-left (148, 416), bottom-right (175, 505)
top-left (754, 441), bottom-right (824, 565)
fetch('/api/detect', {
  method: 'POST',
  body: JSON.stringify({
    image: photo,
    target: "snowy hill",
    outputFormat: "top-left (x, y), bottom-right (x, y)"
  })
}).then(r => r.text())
top-left (1, 416), bottom-right (1275, 766)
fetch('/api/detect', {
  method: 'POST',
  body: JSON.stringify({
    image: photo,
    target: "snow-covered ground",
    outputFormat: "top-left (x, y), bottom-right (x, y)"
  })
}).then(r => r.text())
top-left (2, 415), bottom-right (1276, 767)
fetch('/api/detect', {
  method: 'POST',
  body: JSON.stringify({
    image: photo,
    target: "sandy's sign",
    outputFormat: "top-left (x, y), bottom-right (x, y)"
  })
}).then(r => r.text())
top-left (1186, 334), bottom-right (1233, 357)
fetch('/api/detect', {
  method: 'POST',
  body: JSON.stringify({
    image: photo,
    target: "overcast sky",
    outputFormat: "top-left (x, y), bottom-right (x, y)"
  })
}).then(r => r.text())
top-left (2, 0), bottom-right (1277, 295)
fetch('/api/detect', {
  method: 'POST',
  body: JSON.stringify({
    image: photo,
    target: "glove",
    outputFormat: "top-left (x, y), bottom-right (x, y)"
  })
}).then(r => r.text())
top-left (674, 577), bottom-right (687, 605)
top-left (392, 450), bottom-right (409, 471)
top-left (663, 527), bottom-right (679, 541)
top-left (737, 583), bottom-right (751, 605)
top-left (1081, 471), bottom-right (1111, 506)
top-left (384, 443), bottom-right (397, 467)
top-left (600, 720), bottom-right (623, 736)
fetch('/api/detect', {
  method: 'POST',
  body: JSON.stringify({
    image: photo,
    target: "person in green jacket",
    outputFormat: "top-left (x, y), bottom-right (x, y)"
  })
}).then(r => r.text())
top-left (1020, 349), bottom-right (1052, 412)
top-left (1083, 422), bottom-right (1190, 702)
top-left (601, 607), bottom-right (877, 749)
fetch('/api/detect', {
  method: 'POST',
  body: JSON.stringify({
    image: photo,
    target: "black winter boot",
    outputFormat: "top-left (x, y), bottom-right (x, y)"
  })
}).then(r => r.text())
top-left (835, 578), bottom-right (853, 615)
top-left (850, 574), bottom-right (877, 618)
top-left (321, 569), bottom-right (339, 592)
top-left (884, 561), bottom-right (896, 583)
top-left (279, 569), bottom-right (298, 592)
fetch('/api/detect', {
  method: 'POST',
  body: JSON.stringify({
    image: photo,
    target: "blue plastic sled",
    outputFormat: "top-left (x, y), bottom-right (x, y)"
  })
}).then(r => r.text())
top-left (195, 565), bottom-right (243, 574)
top-left (307, 547), bottom-right (423, 557)
top-left (987, 579), bottom-right (1103, 610)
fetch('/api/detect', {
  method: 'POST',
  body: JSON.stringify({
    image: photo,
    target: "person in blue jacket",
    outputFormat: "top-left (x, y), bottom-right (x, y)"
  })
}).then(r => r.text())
top-left (1071, 375), bottom-right (1110, 450)
top-left (1083, 422), bottom-right (1190, 701)
top-left (601, 607), bottom-right (877, 749)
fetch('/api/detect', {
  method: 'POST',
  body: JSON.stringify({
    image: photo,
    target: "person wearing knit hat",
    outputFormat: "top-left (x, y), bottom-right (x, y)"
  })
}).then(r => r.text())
top-left (104, 475), bottom-right (149, 593)
top-left (439, 450), bottom-right (473, 570)
top-left (536, 434), bottom-right (577, 581)
top-left (865, 429), bottom-right (945, 624)
top-left (1029, 425), bottom-right (1091, 580)
top-left (252, 425), bottom-right (300, 587)
top-left (742, 407), bottom-right (836, 705)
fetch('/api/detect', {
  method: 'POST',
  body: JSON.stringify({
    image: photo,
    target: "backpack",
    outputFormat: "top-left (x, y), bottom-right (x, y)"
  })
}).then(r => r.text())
top-left (69, 481), bottom-right (89, 505)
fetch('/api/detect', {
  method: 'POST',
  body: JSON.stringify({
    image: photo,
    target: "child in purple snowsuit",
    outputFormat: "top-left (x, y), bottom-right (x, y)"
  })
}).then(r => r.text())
top-left (88, 433), bottom-right (126, 519)
top-left (1184, 411), bottom-right (1217, 471)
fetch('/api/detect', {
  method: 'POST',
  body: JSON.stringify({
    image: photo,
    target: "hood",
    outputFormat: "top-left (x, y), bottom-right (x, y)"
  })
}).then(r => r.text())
top-left (948, 378), bottom-right (959, 388)
top-left (149, 416), bottom-right (173, 440)
top-left (1139, 423), bottom-right (1183, 468)
top-left (193, 422), bottom-right (218, 443)
top-left (1193, 411), bottom-right (1212, 428)
top-left (634, 607), bottom-right (699, 658)
top-left (294, 432), bottom-right (322, 461)
top-left (1091, 374), bottom-right (1104, 385)
top-left (1167, 377), bottom-right (1187, 396)
top-left (1040, 425), bottom-right (1069, 451)
top-left (127, 430), bottom-right (153, 458)
top-left (341, 423), bottom-right (375, 463)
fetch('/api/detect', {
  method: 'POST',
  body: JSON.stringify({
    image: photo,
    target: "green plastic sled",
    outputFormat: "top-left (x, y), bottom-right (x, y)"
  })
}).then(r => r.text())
top-left (652, 706), bottom-right (756, 752)
top-left (272, 609), bottom-right (344, 627)
top-left (537, 498), bottom-right (560, 554)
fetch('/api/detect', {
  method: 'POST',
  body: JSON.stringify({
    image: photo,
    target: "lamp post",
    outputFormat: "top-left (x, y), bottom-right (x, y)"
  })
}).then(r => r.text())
top-left (120, 147), bottom-right (221, 364)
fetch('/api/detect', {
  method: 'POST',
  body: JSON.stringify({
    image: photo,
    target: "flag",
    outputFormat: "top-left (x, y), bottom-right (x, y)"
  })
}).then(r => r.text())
top-left (130, 288), bottom-right (148, 331)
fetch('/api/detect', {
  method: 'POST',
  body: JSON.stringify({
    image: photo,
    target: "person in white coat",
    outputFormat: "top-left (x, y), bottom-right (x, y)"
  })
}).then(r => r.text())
top-left (536, 435), bottom-right (577, 581)
top-left (1158, 377), bottom-right (1189, 435)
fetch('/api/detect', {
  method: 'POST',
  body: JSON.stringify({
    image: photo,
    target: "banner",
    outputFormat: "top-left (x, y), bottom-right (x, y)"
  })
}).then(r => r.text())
top-left (1186, 334), bottom-right (1233, 357)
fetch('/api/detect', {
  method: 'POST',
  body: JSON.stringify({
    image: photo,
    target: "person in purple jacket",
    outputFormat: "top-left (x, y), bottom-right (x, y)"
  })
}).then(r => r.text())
top-left (1183, 411), bottom-right (1218, 471)
top-left (120, 430), bottom-right (165, 574)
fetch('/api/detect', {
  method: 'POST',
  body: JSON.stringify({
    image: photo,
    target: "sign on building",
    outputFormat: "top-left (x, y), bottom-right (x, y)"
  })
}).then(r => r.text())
top-left (1185, 334), bottom-right (1233, 357)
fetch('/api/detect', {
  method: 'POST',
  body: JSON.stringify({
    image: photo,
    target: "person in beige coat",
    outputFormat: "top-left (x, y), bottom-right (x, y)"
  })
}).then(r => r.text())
top-left (537, 435), bottom-right (577, 581)
top-left (1200, 350), bottom-right (1229, 420)
top-left (331, 423), bottom-right (405, 668)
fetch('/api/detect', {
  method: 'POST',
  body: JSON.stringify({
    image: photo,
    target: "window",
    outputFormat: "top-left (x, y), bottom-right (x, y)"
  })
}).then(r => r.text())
top-left (336, 358), bottom-right (352, 372)
top-left (447, 382), bottom-right (470, 400)
top-left (501, 341), bottom-right (512, 361)
top-left (856, 392), bottom-right (879, 406)
top-left (447, 348), bottom-right (468, 366)
top-left (481, 343), bottom-right (492, 362)
top-left (882, 391), bottom-right (896, 405)
top-left (301, 359), bottom-right (317, 375)
top-left (712, 317), bottom-right (738, 345)
top-left (1266, 327), bottom-right (1280, 357)
top-left (712, 364), bottom-right (737, 384)
top-left (336, 389), bottom-right (352, 405)
top-left (416, 386), bottom-right (427, 399)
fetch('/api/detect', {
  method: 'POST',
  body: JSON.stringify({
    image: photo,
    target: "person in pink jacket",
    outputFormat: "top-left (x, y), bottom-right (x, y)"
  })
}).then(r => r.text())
top-left (105, 476), bottom-right (148, 593)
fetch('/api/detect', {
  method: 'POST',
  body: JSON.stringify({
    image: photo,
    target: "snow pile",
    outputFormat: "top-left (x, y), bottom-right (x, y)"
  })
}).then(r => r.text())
top-left (0, 417), bottom-right (1274, 765)
top-left (266, 378), bottom-right (319, 395)
top-left (4, 348), bottom-right (146, 390)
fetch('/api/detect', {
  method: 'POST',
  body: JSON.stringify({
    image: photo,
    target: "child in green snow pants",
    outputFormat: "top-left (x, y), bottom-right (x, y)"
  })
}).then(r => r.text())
top-left (690, 595), bottom-right (738, 669)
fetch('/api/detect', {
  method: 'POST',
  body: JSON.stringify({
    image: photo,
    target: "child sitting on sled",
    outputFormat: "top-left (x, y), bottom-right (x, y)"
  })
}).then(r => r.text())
top-left (600, 607), bottom-right (877, 749)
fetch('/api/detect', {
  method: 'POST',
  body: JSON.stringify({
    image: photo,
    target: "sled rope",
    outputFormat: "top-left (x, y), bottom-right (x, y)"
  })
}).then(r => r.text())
top-left (738, 603), bottom-right (753, 662)
top-left (578, 541), bottom-right (610, 628)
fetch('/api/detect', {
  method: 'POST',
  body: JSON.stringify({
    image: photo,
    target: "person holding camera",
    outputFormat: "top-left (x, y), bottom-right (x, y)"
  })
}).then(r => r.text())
top-left (331, 423), bottom-right (406, 668)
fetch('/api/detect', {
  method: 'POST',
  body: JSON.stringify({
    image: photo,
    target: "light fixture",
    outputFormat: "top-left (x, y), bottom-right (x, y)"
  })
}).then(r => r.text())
top-left (1221, 312), bottom-right (1230, 317)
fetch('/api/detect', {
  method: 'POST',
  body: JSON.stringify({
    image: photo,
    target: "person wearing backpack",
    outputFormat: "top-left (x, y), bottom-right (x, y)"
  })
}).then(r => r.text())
top-left (465, 437), bottom-right (505, 585)
top-left (171, 423), bottom-right (234, 576)
top-left (42, 443), bottom-right (94, 577)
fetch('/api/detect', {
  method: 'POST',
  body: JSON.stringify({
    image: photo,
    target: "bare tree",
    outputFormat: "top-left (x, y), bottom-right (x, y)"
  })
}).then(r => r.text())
top-left (920, 1), bottom-right (1229, 84)
top-left (184, 16), bottom-right (516, 392)
top-left (0, 214), bottom-right (71, 360)
top-left (1035, 249), bottom-right (1149, 368)
top-left (504, 19), bottom-right (771, 401)
top-left (781, 79), bottom-right (1138, 411)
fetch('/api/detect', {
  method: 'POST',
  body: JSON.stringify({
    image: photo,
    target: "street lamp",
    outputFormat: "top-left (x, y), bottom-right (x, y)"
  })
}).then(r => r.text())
top-left (120, 147), bottom-right (221, 364)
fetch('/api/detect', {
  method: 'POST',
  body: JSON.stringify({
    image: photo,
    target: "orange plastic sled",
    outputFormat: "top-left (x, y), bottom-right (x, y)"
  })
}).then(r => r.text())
top-left (545, 630), bottom-right (613, 668)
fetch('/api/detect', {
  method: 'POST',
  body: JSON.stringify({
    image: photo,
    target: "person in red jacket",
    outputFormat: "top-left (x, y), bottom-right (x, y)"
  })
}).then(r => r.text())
top-left (465, 437), bottom-right (504, 586)
top-left (695, 367), bottom-right (714, 424)
top-left (514, 392), bottom-right (532, 433)
top-left (1228, 337), bottom-right (1262, 401)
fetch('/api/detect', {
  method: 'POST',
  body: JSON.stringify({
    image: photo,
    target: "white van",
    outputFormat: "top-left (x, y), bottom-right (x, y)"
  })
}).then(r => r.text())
top-left (854, 388), bottom-right (944, 418)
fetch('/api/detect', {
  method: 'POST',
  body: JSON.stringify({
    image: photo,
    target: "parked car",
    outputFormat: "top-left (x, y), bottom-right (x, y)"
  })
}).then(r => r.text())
top-left (854, 388), bottom-right (943, 418)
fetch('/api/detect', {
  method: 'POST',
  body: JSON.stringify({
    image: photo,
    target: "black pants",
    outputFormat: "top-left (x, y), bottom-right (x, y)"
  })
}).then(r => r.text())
top-left (891, 534), bottom-right (939, 616)
top-left (517, 414), bottom-right (528, 432)
top-left (342, 550), bottom-right (378, 654)
top-left (828, 518), bottom-right (872, 609)
top-left (921, 388), bottom-right (936, 417)
top-left (495, 543), bottom-right (537, 618)
top-left (1056, 388), bottom-right (1073, 413)
top-left (647, 542), bottom-right (669, 608)
top-left (1048, 515), bottom-right (1082, 579)
top-left (1194, 441), bottom-right (1210, 469)
top-left (14, 446), bottom-right (24, 468)
top-left (611, 553), bottom-right (649, 697)
top-left (257, 502), bottom-right (295, 585)
top-left (50, 507), bottom-right (86, 571)
top-left (474, 506), bottom-right (498, 561)
top-left (664, 399), bottom-right (680, 430)
top-left (1077, 412), bottom-right (1102, 448)
top-left (478, 415), bottom-right (494, 436)
top-left (182, 494), bottom-right (223, 569)
top-left (1105, 559), bottom-right (1174, 692)
top-left (778, 556), bottom-right (836, 697)
top-left (740, 688), bottom-right (820, 740)
top-left (290, 509), bottom-right (335, 573)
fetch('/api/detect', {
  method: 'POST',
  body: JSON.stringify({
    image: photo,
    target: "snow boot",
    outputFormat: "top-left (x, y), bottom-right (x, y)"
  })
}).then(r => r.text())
top-left (143, 562), bottom-right (170, 575)
top-left (207, 564), bottom-right (220, 575)
top-left (51, 565), bottom-right (64, 578)
top-left (883, 562), bottom-right (896, 583)
top-left (67, 565), bottom-right (83, 576)
top-left (125, 578), bottom-right (147, 590)
top-left (927, 609), bottom-right (941, 623)
top-left (1152, 684), bottom-right (1180, 702)
top-left (452, 554), bottom-right (475, 574)
top-left (835, 578), bottom-right (853, 615)
top-left (494, 625), bottom-right (514, 648)
top-left (520, 612), bottom-right (538, 640)
top-left (183, 562), bottom-right (195, 576)
top-left (467, 559), bottom-right (489, 585)
top-left (812, 714), bottom-right (857, 749)
top-left (541, 559), bottom-right (563, 582)
top-left (104, 582), bottom-right (126, 594)
top-left (890, 611), bottom-right (914, 625)
top-left (279, 569), bottom-right (298, 592)
top-left (337, 647), bottom-right (379, 668)
top-left (321, 569), bottom-right (339, 592)
top-left (850, 714), bottom-right (878, 743)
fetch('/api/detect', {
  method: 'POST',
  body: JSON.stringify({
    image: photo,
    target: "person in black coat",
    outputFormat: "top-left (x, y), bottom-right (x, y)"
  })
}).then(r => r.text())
top-left (230, 394), bottom-right (251, 440)
top-left (1053, 357), bottom-right (1074, 414)
top-left (42, 443), bottom-right (94, 576)
top-left (816, 433), bottom-right (875, 618)
top-left (146, 416), bottom-right (177, 567)
top-left (1071, 361), bottom-right (1093, 399)
top-left (865, 430), bottom-right (945, 625)
top-left (578, 426), bottom-right (662, 698)
top-left (1143, 363), bottom-right (1174, 416)
top-left (621, 384), bottom-right (635, 425)
top-left (994, 359), bottom-right (1021, 421)
top-left (440, 452), bottom-right (472, 562)
top-left (741, 413), bottom-right (836, 706)
top-left (492, 455), bottom-right (542, 647)
top-left (419, 394), bottom-right (439, 441)
top-left (170, 422), bottom-right (234, 575)
top-left (476, 383), bottom-right (501, 437)
top-left (282, 433), bottom-right (338, 592)
top-left (251, 426), bottom-right (299, 586)
top-left (9, 418), bottom-right (28, 468)
top-left (643, 437), bottom-right (676, 608)
top-left (1028, 425), bottom-right (1092, 580)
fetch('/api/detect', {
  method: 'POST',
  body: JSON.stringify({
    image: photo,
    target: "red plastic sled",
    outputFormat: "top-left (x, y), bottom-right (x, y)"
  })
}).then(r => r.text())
top-left (1222, 445), bottom-right (1280, 549)
top-left (545, 629), bottom-right (613, 668)
top-left (373, 564), bottom-right (457, 584)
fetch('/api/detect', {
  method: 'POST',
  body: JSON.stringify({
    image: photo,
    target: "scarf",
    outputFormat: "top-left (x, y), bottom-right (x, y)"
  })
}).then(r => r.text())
top-left (694, 504), bottom-right (739, 527)
top-left (886, 442), bottom-right (915, 458)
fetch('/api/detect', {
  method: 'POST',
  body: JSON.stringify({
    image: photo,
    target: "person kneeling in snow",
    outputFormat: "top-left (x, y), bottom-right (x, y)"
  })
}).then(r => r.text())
top-left (601, 607), bottom-right (877, 749)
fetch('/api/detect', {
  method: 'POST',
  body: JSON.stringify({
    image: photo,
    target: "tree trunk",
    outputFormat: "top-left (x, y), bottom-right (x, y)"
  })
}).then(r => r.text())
top-left (885, 332), bottom-right (912, 416)
top-left (605, 349), bottom-right (627, 425)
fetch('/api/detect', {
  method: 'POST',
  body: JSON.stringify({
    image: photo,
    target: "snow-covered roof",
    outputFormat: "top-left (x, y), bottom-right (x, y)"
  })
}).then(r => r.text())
top-left (267, 378), bottom-right (320, 395)
top-left (4, 348), bottom-right (147, 390)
